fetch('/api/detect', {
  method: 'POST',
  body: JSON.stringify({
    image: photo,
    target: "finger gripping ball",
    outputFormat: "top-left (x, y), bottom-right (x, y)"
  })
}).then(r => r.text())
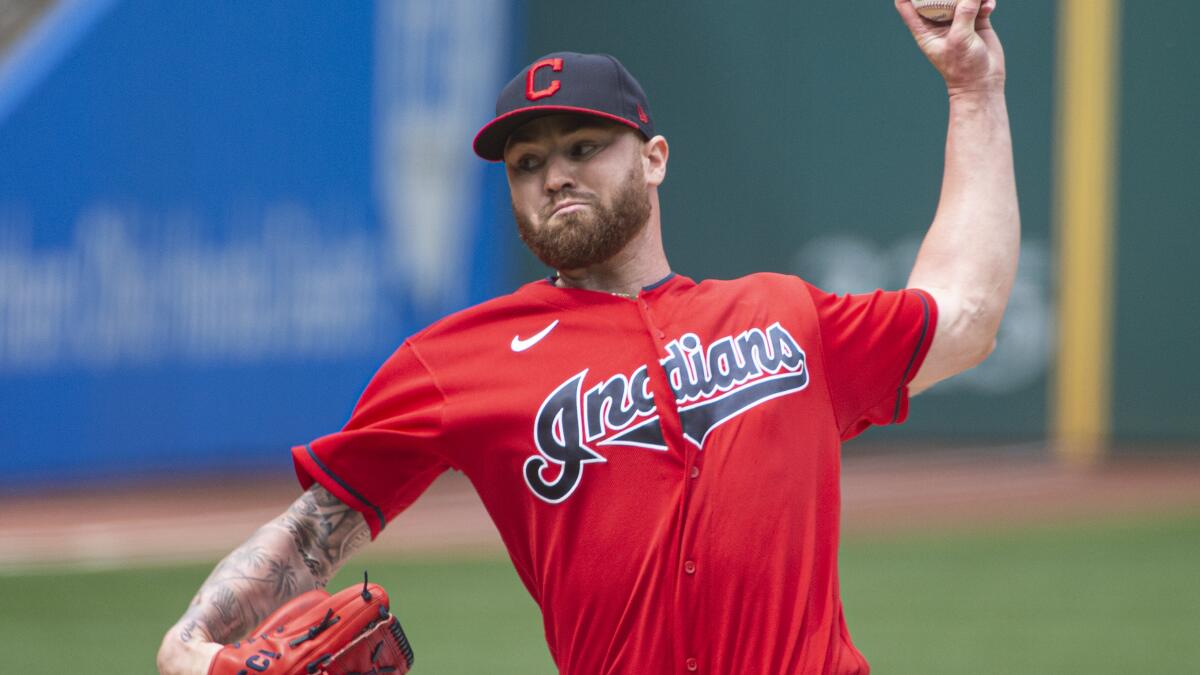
top-left (912, 0), bottom-right (959, 23)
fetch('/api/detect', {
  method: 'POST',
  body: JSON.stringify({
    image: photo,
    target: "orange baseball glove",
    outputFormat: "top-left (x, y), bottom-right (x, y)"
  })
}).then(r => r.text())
top-left (208, 575), bottom-right (413, 674)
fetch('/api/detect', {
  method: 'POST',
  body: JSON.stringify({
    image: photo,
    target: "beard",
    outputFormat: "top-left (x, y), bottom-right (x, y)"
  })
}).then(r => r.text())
top-left (514, 167), bottom-right (652, 271)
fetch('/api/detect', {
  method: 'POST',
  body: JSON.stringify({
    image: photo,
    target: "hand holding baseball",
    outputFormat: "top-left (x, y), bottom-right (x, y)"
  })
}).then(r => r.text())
top-left (895, 0), bottom-right (1005, 96)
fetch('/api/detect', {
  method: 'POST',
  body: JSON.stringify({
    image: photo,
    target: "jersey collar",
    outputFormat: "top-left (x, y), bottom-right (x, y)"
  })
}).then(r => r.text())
top-left (523, 272), bottom-right (692, 309)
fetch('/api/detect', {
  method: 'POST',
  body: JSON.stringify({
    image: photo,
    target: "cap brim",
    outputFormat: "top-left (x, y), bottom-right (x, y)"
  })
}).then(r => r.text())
top-left (472, 105), bottom-right (643, 162)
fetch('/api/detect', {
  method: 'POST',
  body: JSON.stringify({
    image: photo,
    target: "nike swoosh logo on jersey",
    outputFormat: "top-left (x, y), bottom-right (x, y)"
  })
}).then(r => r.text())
top-left (511, 319), bottom-right (559, 352)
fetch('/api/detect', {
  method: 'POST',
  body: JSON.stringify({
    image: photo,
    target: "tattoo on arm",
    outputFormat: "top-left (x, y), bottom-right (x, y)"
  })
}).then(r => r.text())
top-left (279, 486), bottom-right (371, 587)
top-left (174, 485), bottom-right (370, 644)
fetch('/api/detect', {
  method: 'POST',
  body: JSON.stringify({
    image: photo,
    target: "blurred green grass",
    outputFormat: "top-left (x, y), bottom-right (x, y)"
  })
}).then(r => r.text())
top-left (2, 513), bottom-right (1197, 674)
top-left (841, 514), bottom-right (1200, 674)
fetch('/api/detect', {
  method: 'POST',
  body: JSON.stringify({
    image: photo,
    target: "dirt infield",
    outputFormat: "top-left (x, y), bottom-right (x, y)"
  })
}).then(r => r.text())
top-left (2, 445), bottom-right (1198, 571)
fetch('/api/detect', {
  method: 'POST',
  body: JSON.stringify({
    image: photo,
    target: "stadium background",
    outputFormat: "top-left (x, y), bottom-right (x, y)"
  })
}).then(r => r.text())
top-left (0, 0), bottom-right (1196, 672)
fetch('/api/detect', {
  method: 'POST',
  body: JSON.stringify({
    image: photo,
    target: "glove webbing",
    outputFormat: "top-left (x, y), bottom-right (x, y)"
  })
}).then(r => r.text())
top-left (336, 617), bottom-right (415, 674)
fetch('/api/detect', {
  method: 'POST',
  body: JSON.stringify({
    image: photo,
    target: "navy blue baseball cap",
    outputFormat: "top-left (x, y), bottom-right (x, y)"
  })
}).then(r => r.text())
top-left (473, 52), bottom-right (655, 161)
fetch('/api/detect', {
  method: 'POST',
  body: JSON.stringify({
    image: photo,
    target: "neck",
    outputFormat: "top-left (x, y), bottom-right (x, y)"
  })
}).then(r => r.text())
top-left (554, 209), bottom-right (670, 298)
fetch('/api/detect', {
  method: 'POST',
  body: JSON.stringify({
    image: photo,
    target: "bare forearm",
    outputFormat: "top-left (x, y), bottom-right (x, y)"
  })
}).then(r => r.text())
top-left (899, 0), bottom-right (1017, 314)
top-left (907, 87), bottom-right (1019, 378)
top-left (909, 88), bottom-right (1019, 311)
top-left (158, 485), bottom-right (370, 673)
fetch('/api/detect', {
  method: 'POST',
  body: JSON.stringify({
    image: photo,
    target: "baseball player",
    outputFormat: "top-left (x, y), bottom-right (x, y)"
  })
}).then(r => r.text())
top-left (158, 1), bottom-right (1014, 673)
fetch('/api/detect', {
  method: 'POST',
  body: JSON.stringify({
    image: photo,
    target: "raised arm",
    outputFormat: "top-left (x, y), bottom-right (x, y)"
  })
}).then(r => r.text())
top-left (893, 0), bottom-right (1020, 394)
top-left (156, 484), bottom-right (371, 674)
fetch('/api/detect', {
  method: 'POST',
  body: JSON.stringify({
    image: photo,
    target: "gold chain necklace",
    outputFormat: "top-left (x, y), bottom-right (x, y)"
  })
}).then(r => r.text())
top-left (553, 276), bottom-right (638, 300)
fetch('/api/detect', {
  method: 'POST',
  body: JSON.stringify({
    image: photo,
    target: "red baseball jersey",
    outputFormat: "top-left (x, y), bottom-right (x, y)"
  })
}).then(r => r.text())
top-left (293, 272), bottom-right (936, 675)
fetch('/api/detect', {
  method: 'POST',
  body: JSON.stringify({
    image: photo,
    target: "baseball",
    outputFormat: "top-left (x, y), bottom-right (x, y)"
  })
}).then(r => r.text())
top-left (912, 0), bottom-right (958, 23)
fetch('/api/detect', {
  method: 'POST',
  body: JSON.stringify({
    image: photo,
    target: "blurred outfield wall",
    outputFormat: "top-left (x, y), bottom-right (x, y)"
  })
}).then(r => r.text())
top-left (1111, 3), bottom-right (1200, 441)
top-left (520, 0), bottom-right (1200, 444)
top-left (0, 0), bottom-right (517, 487)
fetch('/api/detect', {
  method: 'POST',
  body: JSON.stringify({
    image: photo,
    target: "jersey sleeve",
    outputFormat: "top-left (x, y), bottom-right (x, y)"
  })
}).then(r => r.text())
top-left (291, 342), bottom-right (450, 538)
top-left (804, 283), bottom-right (937, 440)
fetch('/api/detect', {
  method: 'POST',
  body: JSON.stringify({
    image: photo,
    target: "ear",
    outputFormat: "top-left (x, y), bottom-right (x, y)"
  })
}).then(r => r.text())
top-left (642, 135), bottom-right (669, 187)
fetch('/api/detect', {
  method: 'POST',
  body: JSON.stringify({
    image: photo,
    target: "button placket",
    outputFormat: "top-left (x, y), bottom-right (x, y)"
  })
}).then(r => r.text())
top-left (635, 292), bottom-right (702, 673)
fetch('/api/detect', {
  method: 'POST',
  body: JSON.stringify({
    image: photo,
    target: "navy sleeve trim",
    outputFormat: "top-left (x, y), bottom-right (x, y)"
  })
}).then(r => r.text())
top-left (891, 291), bottom-right (932, 423)
top-left (305, 444), bottom-right (387, 527)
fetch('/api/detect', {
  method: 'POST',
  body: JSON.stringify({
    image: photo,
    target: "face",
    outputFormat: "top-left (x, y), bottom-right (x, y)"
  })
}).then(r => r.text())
top-left (503, 115), bottom-right (652, 271)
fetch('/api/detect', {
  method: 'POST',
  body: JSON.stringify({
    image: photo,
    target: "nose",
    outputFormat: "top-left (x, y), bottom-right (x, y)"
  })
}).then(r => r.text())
top-left (543, 153), bottom-right (576, 194)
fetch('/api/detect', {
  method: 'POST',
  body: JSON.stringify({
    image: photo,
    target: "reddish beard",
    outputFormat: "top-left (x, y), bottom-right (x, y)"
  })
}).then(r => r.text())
top-left (515, 167), bottom-right (652, 271)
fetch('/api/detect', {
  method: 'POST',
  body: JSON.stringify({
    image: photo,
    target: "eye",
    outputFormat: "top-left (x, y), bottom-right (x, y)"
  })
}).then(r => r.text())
top-left (512, 154), bottom-right (542, 172)
top-left (570, 141), bottom-right (602, 159)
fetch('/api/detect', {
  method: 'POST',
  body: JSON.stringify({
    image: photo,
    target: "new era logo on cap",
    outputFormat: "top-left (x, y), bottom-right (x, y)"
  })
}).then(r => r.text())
top-left (473, 52), bottom-right (655, 161)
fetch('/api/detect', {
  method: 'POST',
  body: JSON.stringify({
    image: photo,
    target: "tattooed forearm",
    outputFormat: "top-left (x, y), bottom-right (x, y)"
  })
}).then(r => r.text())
top-left (172, 485), bottom-right (370, 645)
top-left (279, 485), bottom-right (370, 586)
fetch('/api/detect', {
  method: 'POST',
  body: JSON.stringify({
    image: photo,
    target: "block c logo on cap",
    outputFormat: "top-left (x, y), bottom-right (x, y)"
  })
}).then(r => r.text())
top-left (525, 58), bottom-right (564, 101)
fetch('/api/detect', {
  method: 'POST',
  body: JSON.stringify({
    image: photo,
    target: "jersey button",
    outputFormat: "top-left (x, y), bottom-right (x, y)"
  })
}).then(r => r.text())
top-left (684, 560), bottom-right (697, 575)
top-left (685, 657), bottom-right (698, 671)
top-left (689, 465), bottom-right (700, 479)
